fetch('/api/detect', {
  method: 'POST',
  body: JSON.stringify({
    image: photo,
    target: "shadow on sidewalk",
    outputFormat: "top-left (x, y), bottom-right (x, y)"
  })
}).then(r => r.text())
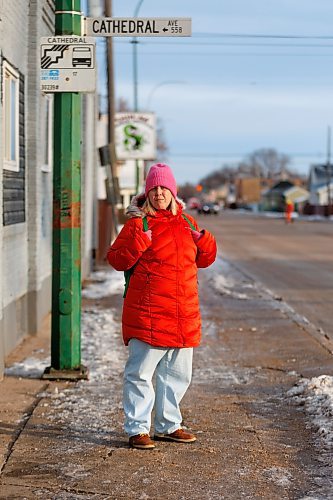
top-left (0, 420), bottom-right (128, 449)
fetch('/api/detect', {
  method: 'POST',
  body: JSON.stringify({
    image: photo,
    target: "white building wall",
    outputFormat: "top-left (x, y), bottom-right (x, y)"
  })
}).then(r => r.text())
top-left (0, 0), bottom-right (55, 372)
top-left (26, 0), bottom-right (54, 336)
top-left (1, 0), bottom-right (30, 359)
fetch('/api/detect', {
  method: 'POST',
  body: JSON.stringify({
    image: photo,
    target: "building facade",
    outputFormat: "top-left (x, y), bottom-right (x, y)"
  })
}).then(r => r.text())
top-left (308, 164), bottom-right (333, 208)
top-left (0, 1), bottom-right (97, 378)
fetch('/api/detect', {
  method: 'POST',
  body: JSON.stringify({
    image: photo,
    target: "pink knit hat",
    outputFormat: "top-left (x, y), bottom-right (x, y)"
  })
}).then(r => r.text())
top-left (145, 163), bottom-right (177, 198)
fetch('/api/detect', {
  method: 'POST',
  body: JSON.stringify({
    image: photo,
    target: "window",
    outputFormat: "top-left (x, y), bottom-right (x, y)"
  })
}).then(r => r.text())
top-left (3, 61), bottom-right (20, 172)
top-left (41, 94), bottom-right (53, 172)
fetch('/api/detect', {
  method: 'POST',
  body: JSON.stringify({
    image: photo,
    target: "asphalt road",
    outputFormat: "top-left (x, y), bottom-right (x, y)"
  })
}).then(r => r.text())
top-left (197, 210), bottom-right (333, 341)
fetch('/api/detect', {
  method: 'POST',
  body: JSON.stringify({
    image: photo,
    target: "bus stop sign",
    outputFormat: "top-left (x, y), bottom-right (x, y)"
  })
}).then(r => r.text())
top-left (40, 36), bottom-right (96, 93)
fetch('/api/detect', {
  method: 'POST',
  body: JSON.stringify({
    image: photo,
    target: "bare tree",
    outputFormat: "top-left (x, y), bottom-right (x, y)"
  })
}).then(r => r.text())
top-left (199, 165), bottom-right (237, 190)
top-left (243, 148), bottom-right (290, 178)
top-left (178, 183), bottom-right (198, 200)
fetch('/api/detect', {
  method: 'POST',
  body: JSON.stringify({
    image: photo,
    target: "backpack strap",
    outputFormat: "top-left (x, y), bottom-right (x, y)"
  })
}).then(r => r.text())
top-left (182, 213), bottom-right (196, 231)
top-left (142, 216), bottom-right (148, 231)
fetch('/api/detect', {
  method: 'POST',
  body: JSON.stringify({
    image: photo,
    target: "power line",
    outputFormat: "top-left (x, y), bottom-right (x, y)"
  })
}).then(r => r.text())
top-left (115, 51), bottom-right (333, 57)
top-left (112, 31), bottom-right (333, 40)
top-left (192, 32), bottom-right (333, 40)
top-left (168, 152), bottom-right (325, 158)
top-left (115, 40), bottom-right (333, 48)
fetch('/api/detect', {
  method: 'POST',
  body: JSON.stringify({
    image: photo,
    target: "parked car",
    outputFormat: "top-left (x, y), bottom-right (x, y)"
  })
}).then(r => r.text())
top-left (187, 197), bottom-right (201, 209)
top-left (197, 202), bottom-right (220, 215)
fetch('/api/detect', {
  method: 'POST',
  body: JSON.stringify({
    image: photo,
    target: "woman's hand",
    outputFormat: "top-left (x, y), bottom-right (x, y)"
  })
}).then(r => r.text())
top-left (191, 229), bottom-right (203, 242)
top-left (144, 229), bottom-right (152, 241)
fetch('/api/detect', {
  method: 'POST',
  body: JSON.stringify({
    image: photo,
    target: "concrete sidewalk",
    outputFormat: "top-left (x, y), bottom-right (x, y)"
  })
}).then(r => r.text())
top-left (1, 259), bottom-right (333, 499)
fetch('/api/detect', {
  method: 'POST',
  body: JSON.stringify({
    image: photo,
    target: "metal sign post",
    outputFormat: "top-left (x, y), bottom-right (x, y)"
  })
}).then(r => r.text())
top-left (43, 0), bottom-right (88, 381)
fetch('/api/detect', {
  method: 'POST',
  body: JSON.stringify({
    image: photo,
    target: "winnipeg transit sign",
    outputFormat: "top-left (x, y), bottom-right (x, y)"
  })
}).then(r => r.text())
top-left (84, 17), bottom-right (192, 37)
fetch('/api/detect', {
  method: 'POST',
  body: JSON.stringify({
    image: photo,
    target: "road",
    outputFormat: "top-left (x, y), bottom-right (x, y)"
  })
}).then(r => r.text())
top-left (198, 211), bottom-right (333, 341)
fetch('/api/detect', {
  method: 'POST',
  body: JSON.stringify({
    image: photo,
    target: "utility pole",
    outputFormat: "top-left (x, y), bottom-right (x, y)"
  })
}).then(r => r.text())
top-left (104, 0), bottom-right (118, 241)
top-left (131, 0), bottom-right (144, 193)
top-left (326, 125), bottom-right (332, 217)
top-left (43, 0), bottom-right (88, 380)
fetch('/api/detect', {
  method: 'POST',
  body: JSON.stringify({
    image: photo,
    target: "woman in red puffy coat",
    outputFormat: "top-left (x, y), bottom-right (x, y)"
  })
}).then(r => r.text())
top-left (107, 163), bottom-right (217, 449)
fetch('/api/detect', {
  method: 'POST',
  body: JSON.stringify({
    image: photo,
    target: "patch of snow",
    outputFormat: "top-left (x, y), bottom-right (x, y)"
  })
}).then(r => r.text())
top-left (261, 212), bottom-right (284, 219)
top-left (263, 466), bottom-right (293, 487)
top-left (81, 307), bottom-right (124, 380)
top-left (288, 375), bottom-right (333, 451)
top-left (5, 357), bottom-right (50, 378)
top-left (212, 274), bottom-right (250, 300)
top-left (82, 269), bottom-right (124, 299)
top-left (193, 365), bottom-right (255, 386)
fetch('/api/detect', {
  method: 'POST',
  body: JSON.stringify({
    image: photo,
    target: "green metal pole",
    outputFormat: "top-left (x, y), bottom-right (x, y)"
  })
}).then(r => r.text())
top-left (44, 0), bottom-right (87, 380)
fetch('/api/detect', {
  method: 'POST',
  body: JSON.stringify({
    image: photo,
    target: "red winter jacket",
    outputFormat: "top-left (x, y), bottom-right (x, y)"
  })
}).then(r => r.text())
top-left (107, 197), bottom-right (217, 348)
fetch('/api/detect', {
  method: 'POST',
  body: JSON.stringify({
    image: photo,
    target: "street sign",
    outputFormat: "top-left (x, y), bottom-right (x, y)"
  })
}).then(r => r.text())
top-left (84, 17), bottom-right (191, 37)
top-left (40, 37), bottom-right (96, 92)
top-left (115, 113), bottom-right (156, 160)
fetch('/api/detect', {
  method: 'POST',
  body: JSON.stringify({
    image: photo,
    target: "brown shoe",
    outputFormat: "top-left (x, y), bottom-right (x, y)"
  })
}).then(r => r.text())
top-left (154, 428), bottom-right (197, 443)
top-left (129, 433), bottom-right (156, 449)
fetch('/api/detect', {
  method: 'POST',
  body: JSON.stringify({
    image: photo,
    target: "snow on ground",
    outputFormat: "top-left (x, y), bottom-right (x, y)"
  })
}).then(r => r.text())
top-left (288, 375), bottom-right (333, 451)
top-left (212, 274), bottom-right (252, 300)
top-left (5, 356), bottom-right (50, 378)
top-left (81, 269), bottom-right (124, 299)
top-left (211, 260), bottom-right (258, 301)
top-left (226, 209), bottom-right (333, 222)
top-left (43, 305), bottom-right (126, 438)
top-left (262, 467), bottom-right (293, 488)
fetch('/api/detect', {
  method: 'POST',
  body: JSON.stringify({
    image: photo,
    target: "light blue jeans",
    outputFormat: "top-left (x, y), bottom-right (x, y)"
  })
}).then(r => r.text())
top-left (123, 338), bottom-right (193, 437)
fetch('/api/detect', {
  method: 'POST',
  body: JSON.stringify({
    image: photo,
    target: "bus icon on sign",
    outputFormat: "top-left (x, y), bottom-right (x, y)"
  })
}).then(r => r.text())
top-left (72, 46), bottom-right (92, 67)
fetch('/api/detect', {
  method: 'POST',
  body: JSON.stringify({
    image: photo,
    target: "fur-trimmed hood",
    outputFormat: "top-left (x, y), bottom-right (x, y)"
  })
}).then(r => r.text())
top-left (126, 192), bottom-right (186, 218)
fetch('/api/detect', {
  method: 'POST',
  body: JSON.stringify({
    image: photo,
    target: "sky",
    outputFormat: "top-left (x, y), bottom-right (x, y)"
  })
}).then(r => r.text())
top-left (87, 0), bottom-right (333, 184)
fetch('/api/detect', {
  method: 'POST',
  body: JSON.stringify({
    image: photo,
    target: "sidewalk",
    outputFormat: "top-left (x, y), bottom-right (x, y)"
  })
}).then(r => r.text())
top-left (1, 259), bottom-right (333, 499)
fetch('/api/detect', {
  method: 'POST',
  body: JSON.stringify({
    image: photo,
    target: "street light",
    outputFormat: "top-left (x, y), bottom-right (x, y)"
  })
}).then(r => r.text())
top-left (145, 80), bottom-right (188, 111)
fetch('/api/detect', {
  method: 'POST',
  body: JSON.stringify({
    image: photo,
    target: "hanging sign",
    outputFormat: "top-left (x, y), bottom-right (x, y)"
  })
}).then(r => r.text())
top-left (115, 113), bottom-right (156, 160)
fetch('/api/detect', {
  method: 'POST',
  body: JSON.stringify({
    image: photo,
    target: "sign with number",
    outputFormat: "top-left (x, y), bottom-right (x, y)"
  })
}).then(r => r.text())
top-left (84, 17), bottom-right (191, 37)
top-left (40, 36), bottom-right (96, 92)
top-left (115, 113), bottom-right (156, 160)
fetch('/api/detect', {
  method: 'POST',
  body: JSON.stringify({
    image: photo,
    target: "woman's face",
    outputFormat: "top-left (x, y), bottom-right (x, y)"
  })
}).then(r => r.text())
top-left (148, 186), bottom-right (172, 210)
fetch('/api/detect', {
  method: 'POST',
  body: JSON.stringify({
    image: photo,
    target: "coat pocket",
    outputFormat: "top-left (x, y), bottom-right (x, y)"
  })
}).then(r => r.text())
top-left (139, 274), bottom-right (151, 306)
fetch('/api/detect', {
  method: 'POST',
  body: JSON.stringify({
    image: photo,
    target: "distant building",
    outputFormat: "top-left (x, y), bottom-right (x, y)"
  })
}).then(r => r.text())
top-left (308, 164), bottom-right (333, 207)
top-left (260, 181), bottom-right (309, 212)
top-left (236, 177), bottom-right (261, 206)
